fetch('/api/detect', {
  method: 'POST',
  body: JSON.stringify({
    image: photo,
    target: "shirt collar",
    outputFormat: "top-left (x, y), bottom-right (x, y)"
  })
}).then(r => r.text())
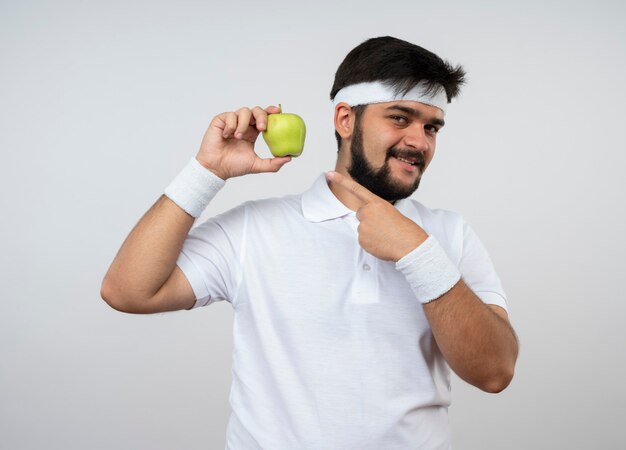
top-left (301, 173), bottom-right (424, 227)
top-left (302, 173), bottom-right (353, 222)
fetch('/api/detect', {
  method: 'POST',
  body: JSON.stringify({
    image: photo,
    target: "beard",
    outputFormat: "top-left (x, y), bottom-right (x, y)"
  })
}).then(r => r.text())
top-left (347, 117), bottom-right (425, 203)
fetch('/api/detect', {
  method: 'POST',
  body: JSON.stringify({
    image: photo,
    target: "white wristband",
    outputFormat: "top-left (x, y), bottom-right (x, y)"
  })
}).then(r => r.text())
top-left (164, 157), bottom-right (226, 218)
top-left (395, 235), bottom-right (461, 304)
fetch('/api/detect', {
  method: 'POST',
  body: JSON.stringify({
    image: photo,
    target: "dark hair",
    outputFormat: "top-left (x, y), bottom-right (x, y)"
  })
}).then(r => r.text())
top-left (330, 36), bottom-right (466, 150)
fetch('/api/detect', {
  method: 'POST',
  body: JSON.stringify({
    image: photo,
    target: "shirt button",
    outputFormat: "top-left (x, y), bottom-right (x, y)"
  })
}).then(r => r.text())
top-left (362, 263), bottom-right (371, 271)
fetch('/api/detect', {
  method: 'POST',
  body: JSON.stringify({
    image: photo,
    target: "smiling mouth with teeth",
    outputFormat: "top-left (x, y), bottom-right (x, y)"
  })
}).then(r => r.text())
top-left (395, 156), bottom-right (417, 166)
top-left (388, 150), bottom-right (425, 173)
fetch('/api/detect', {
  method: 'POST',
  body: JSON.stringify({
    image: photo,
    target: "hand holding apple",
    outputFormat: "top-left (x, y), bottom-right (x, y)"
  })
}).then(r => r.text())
top-left (195, 105), bottom-right (292, 180)
top-left (262, 104), bottom-right (306, 157)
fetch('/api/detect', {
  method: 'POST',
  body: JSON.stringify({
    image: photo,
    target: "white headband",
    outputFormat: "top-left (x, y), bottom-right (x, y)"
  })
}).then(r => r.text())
top-left (332, 80), bottom-right (448, 114)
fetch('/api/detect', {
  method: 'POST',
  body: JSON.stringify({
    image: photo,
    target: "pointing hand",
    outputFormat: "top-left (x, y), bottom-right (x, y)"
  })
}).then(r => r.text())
top-left (325, 171), bottom-right (428, 261)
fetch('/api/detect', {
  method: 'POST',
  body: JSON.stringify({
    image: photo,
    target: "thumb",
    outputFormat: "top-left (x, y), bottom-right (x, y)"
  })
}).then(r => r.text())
top-left (251, 155), bottom-right (293, 174)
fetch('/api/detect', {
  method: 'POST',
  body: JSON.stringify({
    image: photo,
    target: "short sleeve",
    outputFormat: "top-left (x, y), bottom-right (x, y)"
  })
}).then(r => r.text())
top-left (176, 202), bottom-right (247, 309)
top-left (459, 221), bottom-right (508, 311)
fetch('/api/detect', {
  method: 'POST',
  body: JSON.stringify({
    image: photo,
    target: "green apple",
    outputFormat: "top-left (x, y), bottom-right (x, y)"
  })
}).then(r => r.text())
top-left (262, 104), bottom-right (306, 157)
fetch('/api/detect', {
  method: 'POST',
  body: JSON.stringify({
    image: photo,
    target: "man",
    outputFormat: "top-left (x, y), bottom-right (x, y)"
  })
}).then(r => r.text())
top-left (102, 36), bottom-right (518, 449)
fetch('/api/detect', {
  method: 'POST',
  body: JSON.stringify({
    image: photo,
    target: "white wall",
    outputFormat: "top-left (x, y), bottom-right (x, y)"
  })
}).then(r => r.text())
top-left (1, 0), bottom-right (625, 448)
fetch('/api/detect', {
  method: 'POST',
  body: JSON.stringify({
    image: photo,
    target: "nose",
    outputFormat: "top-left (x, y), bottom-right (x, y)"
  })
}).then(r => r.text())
top-left (403, 123), bottom-right (430, 153)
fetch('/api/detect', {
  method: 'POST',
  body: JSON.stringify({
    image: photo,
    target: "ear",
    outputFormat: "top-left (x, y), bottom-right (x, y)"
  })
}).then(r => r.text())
top-left (334, 102), bottom-right (355, 142)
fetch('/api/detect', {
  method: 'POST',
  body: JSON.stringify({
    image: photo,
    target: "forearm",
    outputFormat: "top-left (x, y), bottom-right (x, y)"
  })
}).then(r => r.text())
top-left (392, 233), bottom-right (517, 393)
top-left (101, 195), bottom-right (195, 307)
top-left (423, 280), bottom-right (518, 393)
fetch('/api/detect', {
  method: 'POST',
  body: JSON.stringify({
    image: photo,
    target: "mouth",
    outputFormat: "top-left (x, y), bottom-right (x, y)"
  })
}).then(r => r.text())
top-left (395, 155), bottom-right (419, 166)
top-left (392, 155), bottom-right (422, 173)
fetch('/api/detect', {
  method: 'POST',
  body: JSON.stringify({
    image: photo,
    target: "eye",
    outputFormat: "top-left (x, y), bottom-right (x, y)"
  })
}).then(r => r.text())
top-left (389, 115), bottom-right (408, 125)
top-left (425, 124), bottom-right (440, 134)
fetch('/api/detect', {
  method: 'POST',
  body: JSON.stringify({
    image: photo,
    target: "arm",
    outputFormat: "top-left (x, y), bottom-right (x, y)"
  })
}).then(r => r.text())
top-left (325, 171), bottom-right (518, 392)
top-left (101, 105), bottom-right (292, 314)
top-left (100, 195), bottom-right (197, 314)
top-left (422, 282), bottom-right (518, 393)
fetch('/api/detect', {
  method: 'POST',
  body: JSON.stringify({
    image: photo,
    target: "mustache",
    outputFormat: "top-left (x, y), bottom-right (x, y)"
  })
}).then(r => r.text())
top-left (387, 148), bottom-right (426, 170)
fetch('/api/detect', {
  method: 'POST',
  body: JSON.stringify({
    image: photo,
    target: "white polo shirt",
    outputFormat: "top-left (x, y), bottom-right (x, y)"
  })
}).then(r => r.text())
top-left (177, 173), bottom-right (507, 450)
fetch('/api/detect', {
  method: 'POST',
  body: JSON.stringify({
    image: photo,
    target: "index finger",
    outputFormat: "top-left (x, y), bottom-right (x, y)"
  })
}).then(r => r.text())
top-left (325, 171), bottom-right (380, 205)
top-left (252, 105), bottom-right (281, 132)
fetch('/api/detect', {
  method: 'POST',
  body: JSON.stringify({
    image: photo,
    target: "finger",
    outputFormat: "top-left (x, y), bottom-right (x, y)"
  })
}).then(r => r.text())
top-left (325, 171), bottom-right (379, 205)
top-left (264, 105), bottom-right (281, 114)
top-left (221, 112), bottom-right (238, 139)
top-left (251, 106), bottom-right (268, 132)
top-left (250, 155), bottom-right (293, 174)
top-left (234, 107), bottom-right (253, 139)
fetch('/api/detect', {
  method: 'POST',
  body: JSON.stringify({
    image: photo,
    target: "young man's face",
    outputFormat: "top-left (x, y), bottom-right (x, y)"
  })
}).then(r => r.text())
top-left (346, 100), bottom-right (444, 202)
